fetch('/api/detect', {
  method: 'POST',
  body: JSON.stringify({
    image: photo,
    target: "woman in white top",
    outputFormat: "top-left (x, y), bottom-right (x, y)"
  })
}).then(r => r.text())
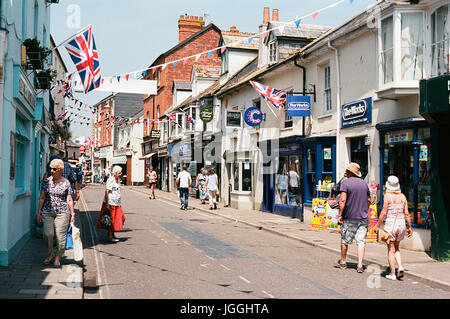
top-left (97, 166), bottom-right (126, 242)
top-left (196, 168), bottom-right (207, 204)
top-left (204, 168), bottom-right (219, 210)
top-left (374, 176), bottom-right (412, 281)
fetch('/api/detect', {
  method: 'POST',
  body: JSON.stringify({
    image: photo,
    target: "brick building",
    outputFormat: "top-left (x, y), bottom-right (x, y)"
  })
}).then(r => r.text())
top-left (141, 15), bottom-right (222, 183)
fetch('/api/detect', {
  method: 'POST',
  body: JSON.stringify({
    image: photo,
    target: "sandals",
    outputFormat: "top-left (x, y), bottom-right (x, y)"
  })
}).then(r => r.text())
top-left (336, 259), bottom-right (347, 269)
top-left (43, 255), bottom-right (54, 265)
top-left (54, 258), bottom-right (61, 268)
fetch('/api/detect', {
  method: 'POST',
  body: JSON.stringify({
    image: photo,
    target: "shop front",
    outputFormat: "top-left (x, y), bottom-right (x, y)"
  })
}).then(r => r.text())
top-left (158, 147), bottom-right (170, 191)
top-left (377, 120), bottom-right (432, 229)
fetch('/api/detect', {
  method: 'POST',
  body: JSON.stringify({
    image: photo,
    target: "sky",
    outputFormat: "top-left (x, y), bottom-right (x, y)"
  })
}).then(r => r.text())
top-left (50, 0), bottom-right (377, 138)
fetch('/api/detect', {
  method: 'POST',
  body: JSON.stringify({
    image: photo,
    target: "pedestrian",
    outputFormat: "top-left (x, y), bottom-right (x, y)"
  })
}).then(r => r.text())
top-left (36, 159), bottom-right (75, 268)
top-left (196, 168), bottom-right (207, 204)
top-left (147, 166), bottom-right (158, 199)
top-left (176, 164), bottom-right (192, 210)
top-left (204, 168), bottom-right (219, 210)
top-left (44, 155), bottom-right (80, 202)
top-left (374, 176), bottom-right (412, 281)
top-left (76, 167), bottom-right (84, 188)
top-left (336, 163), bottom-right (371, 273)
top-left (97, 166), bottom-right (126, 242)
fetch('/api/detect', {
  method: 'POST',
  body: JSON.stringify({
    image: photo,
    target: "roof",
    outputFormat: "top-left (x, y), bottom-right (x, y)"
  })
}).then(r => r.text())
top-left (146, 23), bottom-right (222, 70)
top-left (266, 21), bottom-right (331, 42)
top-left (221, 28), bottom-right (260, 50)
top-left (173, 81), bottom-right (192, 91)
top-left (192, 65), bottom-right (221, 78)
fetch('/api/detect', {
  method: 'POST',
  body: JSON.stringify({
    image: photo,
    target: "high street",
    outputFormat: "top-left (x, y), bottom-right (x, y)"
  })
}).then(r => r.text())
top-left (78, 184), bottom-right (450, 299)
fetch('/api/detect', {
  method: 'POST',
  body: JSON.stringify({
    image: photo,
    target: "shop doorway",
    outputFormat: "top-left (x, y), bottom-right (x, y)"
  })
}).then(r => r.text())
top-left (350, 137), bottom-right (368, 180)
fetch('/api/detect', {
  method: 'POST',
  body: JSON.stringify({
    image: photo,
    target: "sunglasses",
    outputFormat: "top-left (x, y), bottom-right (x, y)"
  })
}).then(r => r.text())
top-left (50, 167), bottom-right (58, 171)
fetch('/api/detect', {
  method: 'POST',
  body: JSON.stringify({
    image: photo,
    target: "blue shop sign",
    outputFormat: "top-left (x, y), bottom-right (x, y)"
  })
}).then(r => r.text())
top-left (286, 96), bottom-right (311, 117)
top-left (341, 97), bottom-right (372, 128)
top-left (244, 106), bottom-right (263, 127)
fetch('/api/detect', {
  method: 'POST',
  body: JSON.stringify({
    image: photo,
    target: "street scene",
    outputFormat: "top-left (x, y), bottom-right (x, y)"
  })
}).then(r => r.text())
top-left (1, 0), bottom-right (450, 308)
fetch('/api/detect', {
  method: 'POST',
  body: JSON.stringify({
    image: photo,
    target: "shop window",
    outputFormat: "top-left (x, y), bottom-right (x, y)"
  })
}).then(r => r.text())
top-left (350, 137), bottom-right (369, 180)
top-left (275, 155), bottom-right (301, 206)
top-left (431, 5), bottom-right (449, 76)
top-left (305, 147), bottom-right (316, 202)
top-left (322, 147), bottom-right (333, 183)
top-left (233, 162), bottom-right (239, 191)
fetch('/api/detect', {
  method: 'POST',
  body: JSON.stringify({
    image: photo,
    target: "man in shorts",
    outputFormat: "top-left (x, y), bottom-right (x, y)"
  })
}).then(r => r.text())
top-left (336, 163), bottom-right (371, 273)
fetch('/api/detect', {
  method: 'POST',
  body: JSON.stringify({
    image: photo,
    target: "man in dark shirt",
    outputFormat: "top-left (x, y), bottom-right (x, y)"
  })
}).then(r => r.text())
top-left (336, 163), bottom-right (371, 273)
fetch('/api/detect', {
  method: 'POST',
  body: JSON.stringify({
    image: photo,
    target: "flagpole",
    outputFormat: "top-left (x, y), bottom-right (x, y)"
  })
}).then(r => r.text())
top-left (51, 24), bottom-right (92, 51)
top-left (262, 98), bottom-right (281, 120)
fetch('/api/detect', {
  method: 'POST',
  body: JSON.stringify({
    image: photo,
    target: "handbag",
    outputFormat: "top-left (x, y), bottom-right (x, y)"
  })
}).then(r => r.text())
top-left (100, 207), bottom-right (113, 228)
top-left (66, 224), bottom-right (73, 250)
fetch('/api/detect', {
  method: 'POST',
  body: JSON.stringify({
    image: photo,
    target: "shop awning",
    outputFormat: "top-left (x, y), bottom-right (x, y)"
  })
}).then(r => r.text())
top-left (110, 156), bottom-right (127, 165)
top-left (139, 152), bottom-right (155, 160)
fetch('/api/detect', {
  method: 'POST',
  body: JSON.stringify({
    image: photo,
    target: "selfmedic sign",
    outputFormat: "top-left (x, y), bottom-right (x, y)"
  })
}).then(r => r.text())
top-left (286, 96), bottom-right (311, 117)
top-left (341, 97), bottom-right (372, 128)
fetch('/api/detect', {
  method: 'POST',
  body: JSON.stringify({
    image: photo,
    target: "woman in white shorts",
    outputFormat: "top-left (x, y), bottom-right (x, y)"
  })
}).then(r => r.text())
top-left (374, 176), bottom-right (412, 281)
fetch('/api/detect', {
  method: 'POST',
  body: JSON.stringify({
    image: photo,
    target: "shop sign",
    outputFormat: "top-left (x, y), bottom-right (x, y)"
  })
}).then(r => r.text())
top-left (150, 130), bottom-right (160, 139)
top-left (226, 111), bottom-right (241, 127)
top-left (312, 199), bottom-right (327, 230)
top-left (366, 205), bottom-right (378, 242)
top-left (387, 130), bottom-right (413, 144)
top-left (341, 97), bottom-right (372, 128)
top-left (19, 72), bottom-right (35, 109)
top-left (286, 96), bottom-right (311, 117)
top-left (244, 106), bottom-right (263, 127)
top-left (419, 145), bottom-right (428, 162)
top-left (200, 106), bottom-right (214, 123)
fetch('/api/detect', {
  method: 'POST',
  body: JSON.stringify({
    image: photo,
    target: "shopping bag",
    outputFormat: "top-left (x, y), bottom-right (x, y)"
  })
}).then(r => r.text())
top-left (66, 224), bottom-right (73, 250)
top-left (71, 223), bottom-right (83, 262)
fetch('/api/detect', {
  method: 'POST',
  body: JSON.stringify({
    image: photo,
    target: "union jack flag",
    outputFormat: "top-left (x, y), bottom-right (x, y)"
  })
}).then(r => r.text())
top-left (184, 111), bottom-right (195, 126)
top-left (64, 25), bottom-right (101, 94)
top-left (249, 81), bottom-right (287, 109)
top-left (167, 113), bottom-right (176, 123)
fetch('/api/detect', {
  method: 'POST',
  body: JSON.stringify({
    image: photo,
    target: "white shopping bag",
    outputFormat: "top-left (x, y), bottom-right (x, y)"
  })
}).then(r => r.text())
top-left (71, 223), bottom-right (83, 262)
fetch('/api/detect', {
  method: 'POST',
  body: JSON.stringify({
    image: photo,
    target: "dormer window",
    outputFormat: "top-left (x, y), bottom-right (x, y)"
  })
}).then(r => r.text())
top-left (269, 40), bottom-right (278, 64)
top-left (430, 4), bottom-right (449, 77)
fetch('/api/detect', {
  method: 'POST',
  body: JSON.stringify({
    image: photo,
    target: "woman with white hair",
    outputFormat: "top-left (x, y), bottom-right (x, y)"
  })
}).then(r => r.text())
top-left (97, 166), bottom-right (126, 242)
top-left (374, 176), bottom-right (412, 281)
top-left (36, 159), bottom-right (75, 267)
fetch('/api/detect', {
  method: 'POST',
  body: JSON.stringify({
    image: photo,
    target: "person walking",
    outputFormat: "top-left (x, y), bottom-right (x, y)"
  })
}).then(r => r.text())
top-left (374, 176), bottom-right (412, 280)
top-left (97, 166), bottom-right (126, 242)
top-left (336, 163), bottom-right (371, 273)
top-left (147, 166), bottom-right (158, 199)
top-left (205, 168), bottom-right (219, 210)
top-left (44, 155), bottom-right (79, 202)
top-left (177, 165), bottom-right (192, 210)
top-left (196, 168), bottom-right (207, 204)
top-left (36, 159), bottom-right (75, 268)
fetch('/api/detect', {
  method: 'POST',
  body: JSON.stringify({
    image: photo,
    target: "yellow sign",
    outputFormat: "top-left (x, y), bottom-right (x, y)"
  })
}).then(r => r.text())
top-left (312, 199), bottom-right (327, 230)
top-left (366, 205), bottom-right (378, 242)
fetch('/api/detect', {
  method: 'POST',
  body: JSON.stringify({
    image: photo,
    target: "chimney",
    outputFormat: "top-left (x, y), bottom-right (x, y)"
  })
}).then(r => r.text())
top-left (272, 9), bottom-right (279, 22)
top-left (263, 7), bottom-right (270, 25)
top-left (178, 14), bottom-right (205, 43)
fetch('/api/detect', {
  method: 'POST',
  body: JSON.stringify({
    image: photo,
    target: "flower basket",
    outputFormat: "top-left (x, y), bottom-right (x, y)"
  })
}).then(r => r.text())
top-left (23, 38), bottom-right (50, 70)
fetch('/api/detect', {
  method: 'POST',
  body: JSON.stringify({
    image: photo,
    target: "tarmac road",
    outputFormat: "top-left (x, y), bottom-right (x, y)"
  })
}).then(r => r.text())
top-left (79, 185), bottom-right (450, 299)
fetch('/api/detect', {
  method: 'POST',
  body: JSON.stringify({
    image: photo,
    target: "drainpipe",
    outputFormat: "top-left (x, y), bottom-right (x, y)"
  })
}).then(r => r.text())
top-left (293, 58), bottom-right (306, 137)
top-left (328, 41), bottom-right (341, 181)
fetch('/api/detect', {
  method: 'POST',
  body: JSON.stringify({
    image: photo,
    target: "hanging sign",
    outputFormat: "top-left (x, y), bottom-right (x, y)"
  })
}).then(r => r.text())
top-left (244, 106), bottom-right (263, 127)
top-left (286, 96), bottom-right (311, 117)
top-left (200, 97), bottom-right (214, 123)
top-left (341, 97), bottom-right (372, 128)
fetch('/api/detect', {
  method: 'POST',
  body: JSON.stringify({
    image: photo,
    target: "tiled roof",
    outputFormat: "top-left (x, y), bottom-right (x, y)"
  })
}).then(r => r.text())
top-left (221, 27), bottom-right (259, 50)
top-left (193, 65), bottom-right (221, 78)
top-left (267, 21), bottom-right (331, 40)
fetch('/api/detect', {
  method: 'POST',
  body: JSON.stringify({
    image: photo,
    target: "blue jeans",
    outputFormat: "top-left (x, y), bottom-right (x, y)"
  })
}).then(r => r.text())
top-left (179, 188), bottom-right (189, 208)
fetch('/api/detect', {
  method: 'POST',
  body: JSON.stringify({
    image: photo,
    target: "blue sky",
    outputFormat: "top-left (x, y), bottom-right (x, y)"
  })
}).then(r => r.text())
top-left (50, 0), bottom-right (377, 137)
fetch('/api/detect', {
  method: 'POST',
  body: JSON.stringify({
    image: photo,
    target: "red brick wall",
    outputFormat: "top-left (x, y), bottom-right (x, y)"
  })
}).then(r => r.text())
top-left (143, 27), bottom-right (221, 136)
top-left (94, 97), bottom-right (114, 147)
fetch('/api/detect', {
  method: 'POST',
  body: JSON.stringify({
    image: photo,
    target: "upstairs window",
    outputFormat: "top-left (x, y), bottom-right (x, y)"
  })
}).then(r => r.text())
top-left (323, 65), bottom-right (332, 113)
top-left (269, 41), bottom-right (278, 64)
top-left (381, 16), bottom-right (394, 84)
top-left (431, 5), bottom-right (449, 76)
top-left (401, 12), bottom-right (424, 81)
top-left (221, 50), bottom-right (229, 74)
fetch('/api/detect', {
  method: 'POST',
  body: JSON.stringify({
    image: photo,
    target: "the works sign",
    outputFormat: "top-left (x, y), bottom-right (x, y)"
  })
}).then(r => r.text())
top-left (341, 97), bottom-right (372, 128)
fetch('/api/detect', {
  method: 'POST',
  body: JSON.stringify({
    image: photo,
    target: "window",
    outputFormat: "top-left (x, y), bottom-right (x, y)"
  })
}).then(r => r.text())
top-left (431, 5), bottom-right (449, 76)
top-left (305, 147), bottom-right (316, 202)
top-left (226, 111), bottom-right (241, 127)
top-left (275, 156), bottom-right (301, 206)
top-left (221, 50), bottom-right (229, 74)
top-left (284, 108), bottom-right (293, 128)
top-left (269, 41), bottom-right (277, 64)
top-left (401, 12), bottom-right (424, 80)
top-left (232, 161), bottom-right (252, 192)
top-left (323, 65), bottom-right (332, 113)
top-left (381, 16), bottom-right (394, 84)
top-left (15, 116), bottom-right (30, 194)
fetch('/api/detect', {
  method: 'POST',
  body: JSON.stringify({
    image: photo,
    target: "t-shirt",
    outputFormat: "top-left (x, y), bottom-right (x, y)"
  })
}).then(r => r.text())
top-left (148, 171), bottom-right (157, 183)
top-left (177, 170), bottom-right (191, 188)
top-left (104, 176), bottom-right (121, 206)
top-left (289, 171), bottom-right (299, 187)
top-left (206, 174), bottom-right (218, 191)
top-left (340, 177), bottom-right (370, 221)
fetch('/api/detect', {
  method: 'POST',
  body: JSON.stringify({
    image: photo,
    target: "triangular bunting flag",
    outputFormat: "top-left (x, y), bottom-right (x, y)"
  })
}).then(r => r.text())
top-left (125, 74), bottom-right (130, 81)
top-left (208, 50), bottom-right (213, 58)
top-left (220, 46), bottom-right (226, 54)
top-left (295, 18), bottom-right (302, 28)
top-left (195, 54), bottom-right (201, 61)
top-left (312, 11), bottom-right (319, 19)
top-left (248, 37), bottom-right (254, 44)
top-left (262, 31), bottom-right (269, 39)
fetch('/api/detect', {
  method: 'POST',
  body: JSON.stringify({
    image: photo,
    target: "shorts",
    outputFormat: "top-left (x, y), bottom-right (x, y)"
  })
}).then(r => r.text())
top-left (341, 219), bottom-right (368, 246)
top-left (384, 223), bottom-right (406, 242)
top-left (150, 182), bottom-right (156, 188)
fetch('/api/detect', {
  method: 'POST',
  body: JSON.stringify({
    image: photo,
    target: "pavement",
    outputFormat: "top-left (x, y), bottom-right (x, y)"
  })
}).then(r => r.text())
top-left (0, 207), bottom-right (84, 299)
top-left (2, 183), bottom-right (449, 300)
top-left (130, 185), bottom-right (450, 292)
